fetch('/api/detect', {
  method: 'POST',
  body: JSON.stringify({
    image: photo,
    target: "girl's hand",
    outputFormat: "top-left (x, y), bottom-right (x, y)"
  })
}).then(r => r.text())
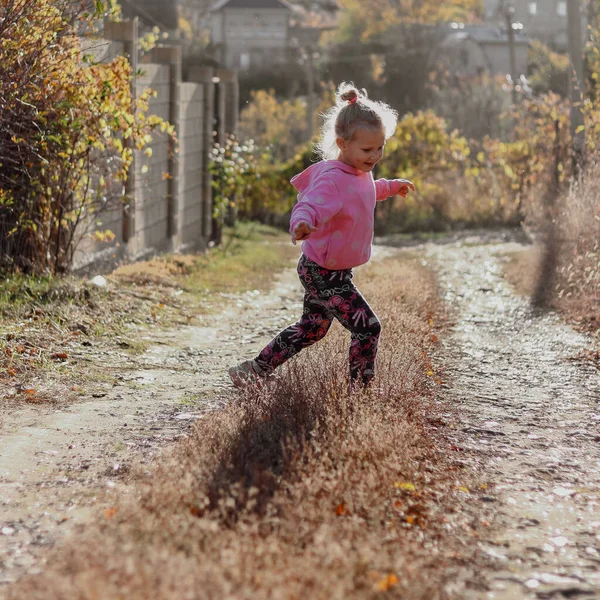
top-left (292, 222), bottom-right (317, 245)
top-left (395, 179), bottom-right (416, 198)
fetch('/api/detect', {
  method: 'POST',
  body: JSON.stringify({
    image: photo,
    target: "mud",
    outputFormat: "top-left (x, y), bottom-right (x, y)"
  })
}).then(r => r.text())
top-left (422, 234), bottom-right (600, 599)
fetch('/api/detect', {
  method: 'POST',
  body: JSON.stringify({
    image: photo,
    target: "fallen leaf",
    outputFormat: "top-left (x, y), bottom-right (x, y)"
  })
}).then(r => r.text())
top-left (375, 573), bottom-right (399, 591)
top-left (335, 502), bottom-right (349, 516)
top-left (395, 482), bottom-right (416, 491)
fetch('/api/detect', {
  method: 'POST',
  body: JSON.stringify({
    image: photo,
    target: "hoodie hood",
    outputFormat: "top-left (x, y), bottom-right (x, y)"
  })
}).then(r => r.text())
top-left (290, 160), bottom-right (363, 192)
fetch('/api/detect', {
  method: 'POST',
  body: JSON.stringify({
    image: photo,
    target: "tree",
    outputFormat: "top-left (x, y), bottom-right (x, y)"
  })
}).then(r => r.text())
top-left (322, 0), bottom-right (483, 116)
top-left (333, 0), bottom-right (482, 43)
top-left (0, 0), bottom-right (171, 273)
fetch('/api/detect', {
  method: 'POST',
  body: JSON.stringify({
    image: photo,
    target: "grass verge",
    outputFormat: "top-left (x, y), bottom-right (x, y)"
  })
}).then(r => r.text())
top-left (0, 222), bottom-right (299, 406)
top-left (7, 255), bottom-right (486, 600)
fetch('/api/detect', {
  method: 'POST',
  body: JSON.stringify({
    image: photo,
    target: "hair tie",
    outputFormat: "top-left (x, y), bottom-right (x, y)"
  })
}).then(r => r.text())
top-left (348, 96), bottom-right (357, 104)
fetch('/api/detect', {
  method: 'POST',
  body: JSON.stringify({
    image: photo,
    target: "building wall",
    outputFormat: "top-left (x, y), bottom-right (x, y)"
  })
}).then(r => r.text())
top-left (483, 42), bottom-right (529, 76)
top-left (212, 9), bottom-right (289, 69)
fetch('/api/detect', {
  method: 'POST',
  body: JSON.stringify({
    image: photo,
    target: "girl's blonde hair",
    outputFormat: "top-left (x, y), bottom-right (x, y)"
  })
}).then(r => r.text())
top-left (316, 82), bottom-right (398, 161)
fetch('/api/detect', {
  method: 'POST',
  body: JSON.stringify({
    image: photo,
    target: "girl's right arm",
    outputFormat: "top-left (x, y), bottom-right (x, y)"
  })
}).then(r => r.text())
top-left (289, 178), bottom-right (343, 238)
top-left (375, 178), bottom-right (416, 201)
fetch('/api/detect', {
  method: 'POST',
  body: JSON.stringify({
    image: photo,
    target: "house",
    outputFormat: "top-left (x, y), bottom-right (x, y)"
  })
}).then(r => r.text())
top-left (483, 0), bottom-right (587, 51)
top-left (209, 0), bottom-right (292, 70)
top-left (435, 23), bottom-right (530, 78)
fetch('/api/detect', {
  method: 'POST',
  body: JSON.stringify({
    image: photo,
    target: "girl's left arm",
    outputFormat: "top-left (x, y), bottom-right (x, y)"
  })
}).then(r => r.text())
top-left (375, 178), bottom-right (416, 201)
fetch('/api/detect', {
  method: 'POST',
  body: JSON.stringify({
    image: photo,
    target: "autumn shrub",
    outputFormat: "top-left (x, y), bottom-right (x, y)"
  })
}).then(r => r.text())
top-left (230, 74), bottom-right (597, 236)
top-left (527, 40), bottom-right (570, 97)
top-left (209, 136), bottom-right (259, 225)
top-left (0, 0), bottom-right (170, 274)
top-left (209, 136), bottom-right (318, 227)
top-left (238, 89), bottom-right (309, 163)
top-left (376, 109), bottom-right (513, 232)
top-left (7, 257), bottom-right (484, 600)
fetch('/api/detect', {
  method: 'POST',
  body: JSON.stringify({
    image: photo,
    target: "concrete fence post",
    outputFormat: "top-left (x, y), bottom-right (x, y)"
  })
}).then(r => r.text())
top-left (104, 18), bottom-right (138, 253)
top-left (185, 66), bottom-right (215, 239)
top-left (143, 46), bottom-right (182, 250)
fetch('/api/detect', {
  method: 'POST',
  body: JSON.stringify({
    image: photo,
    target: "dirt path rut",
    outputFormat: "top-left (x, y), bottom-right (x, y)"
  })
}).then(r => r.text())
top-left (425, 236), bottom-right (600, 599)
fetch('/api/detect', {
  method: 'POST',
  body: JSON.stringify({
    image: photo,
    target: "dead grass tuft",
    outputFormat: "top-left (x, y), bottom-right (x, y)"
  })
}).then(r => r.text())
top-left (7, 256), bottom-right (482, 600)
top-left (526, 163), bottom-right (599, 323)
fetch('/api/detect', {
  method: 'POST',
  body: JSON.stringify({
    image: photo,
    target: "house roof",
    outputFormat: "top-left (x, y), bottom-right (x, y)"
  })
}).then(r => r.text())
top-left (121, 0), bottom-right (180, 30)
top-left (210, 0), bottom-right (291, 11)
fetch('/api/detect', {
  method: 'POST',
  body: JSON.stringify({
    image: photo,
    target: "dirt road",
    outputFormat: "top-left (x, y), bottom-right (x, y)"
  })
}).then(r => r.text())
top-left (423, 235), bottom-right (600, 599)
top-left (1, 235), bottom-right (598, 599)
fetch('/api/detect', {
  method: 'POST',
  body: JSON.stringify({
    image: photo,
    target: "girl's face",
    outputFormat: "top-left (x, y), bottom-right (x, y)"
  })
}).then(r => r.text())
top-left (336, 126), bottom-right (386, 173)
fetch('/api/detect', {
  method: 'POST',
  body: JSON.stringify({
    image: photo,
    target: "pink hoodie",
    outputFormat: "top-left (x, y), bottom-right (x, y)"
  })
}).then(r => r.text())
top-left (289, 160), bottom-right (406, 270)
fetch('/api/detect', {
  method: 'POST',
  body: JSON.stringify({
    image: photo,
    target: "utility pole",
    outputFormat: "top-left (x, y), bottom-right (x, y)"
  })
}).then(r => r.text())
top-left (504, 4), bottom-right (518, 105)
top-left (292, 27), bottom-right (321, 142)
top-left (588, 0), bottom-right (598, 40)
top-left (306, 48), bottom-right (315, 141)
top-left (567, 0), bottom-right (586, 174)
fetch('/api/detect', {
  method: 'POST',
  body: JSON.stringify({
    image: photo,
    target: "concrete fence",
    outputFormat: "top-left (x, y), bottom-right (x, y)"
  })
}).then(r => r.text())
top-left (73, 19), bottom-right (239, 272)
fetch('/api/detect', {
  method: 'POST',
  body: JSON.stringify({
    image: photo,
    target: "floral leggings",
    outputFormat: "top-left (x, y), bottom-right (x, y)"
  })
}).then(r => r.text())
top-left (254, 254), bottom-right (381, 385)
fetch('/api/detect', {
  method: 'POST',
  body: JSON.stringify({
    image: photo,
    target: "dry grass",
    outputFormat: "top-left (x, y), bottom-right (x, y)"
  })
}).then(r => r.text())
top-left (7, 257), bottom-right (484, 600)
top-left (550, 165), bottom-right (600, 335)
top-left (523, 163), bottom-right (600, 331)
top-left (0, 276), bottom-right (171, 406)
top-left (505, 245), bottom-right (599, 371)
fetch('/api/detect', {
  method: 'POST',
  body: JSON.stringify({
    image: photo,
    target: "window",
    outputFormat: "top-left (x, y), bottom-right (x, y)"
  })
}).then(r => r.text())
top-left (240, 53), bottom-right (250, 70)
top-left (557, 1), bottom-right (567, 17)
top-left (528, 2), bottom-right (537, 15)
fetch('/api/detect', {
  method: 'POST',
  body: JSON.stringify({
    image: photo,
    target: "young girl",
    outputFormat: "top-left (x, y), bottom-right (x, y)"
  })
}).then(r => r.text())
top-left (229, 82), bottom-right (415, 388)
